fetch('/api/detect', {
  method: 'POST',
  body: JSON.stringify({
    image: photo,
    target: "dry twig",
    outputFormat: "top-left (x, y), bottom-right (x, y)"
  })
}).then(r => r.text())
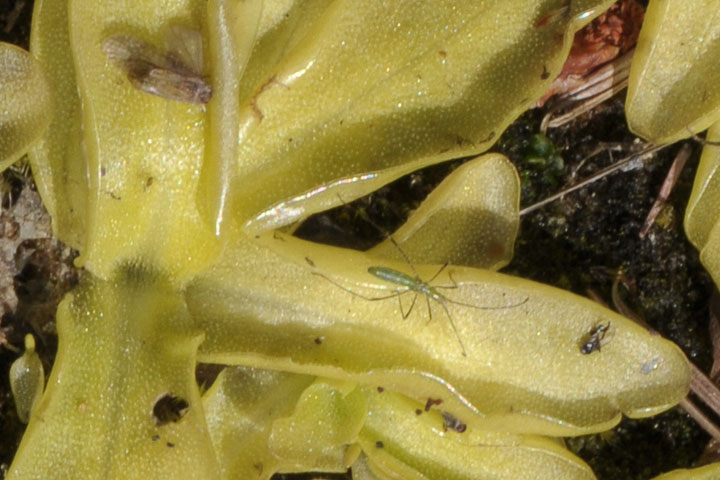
top-left (520, 143), bottom-right (668, 216)
top-left (639, 144), bottom-right (691, 238)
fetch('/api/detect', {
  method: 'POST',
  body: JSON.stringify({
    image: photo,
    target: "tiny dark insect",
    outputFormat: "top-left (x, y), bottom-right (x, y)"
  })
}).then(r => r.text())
top-left (103, 25), bottom-right (212, 105)
top-left (152, 393), bottom-right (189, 426)
top-left (441, 411), bottom-right (467, 433)
top-left (580, 322), bottom-right (611, 354)
top-left (375, 441), bottom-right (384, 449)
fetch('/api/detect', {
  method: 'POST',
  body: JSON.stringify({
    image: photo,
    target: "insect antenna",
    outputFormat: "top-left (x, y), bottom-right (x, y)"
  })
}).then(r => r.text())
top-left (387, 235), bottom-right (420, 277)
top-left (443, 293), bottom-right (529, 311)
top-left (427, 263), bottom-right (450, 283)
top-left (400, 292), bottom-right (419, 320)
top-left (436, 271), bottom-right (529, 311)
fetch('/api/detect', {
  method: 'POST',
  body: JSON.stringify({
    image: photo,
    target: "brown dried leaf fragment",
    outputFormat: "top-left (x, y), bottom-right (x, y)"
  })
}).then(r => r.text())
top-left (538, 0), bottom-right (644, 106)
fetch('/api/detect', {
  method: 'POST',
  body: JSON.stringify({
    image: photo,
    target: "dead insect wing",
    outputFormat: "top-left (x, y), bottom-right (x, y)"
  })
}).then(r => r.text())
top-left (103, 25), bottom-right (212, 105)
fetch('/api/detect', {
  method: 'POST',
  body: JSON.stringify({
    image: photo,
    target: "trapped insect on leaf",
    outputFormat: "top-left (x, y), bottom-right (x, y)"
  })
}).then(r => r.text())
top-left (102, 26), bottom-right (211, 105)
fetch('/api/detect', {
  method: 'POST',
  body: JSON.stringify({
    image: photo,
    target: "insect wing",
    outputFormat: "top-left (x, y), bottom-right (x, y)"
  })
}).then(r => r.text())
top-left (103, 33), bottom-right (212, 105)
top-left (165, 24), bottom-right (205, 74)
top-left (142, 68), bottom-right (212, 105)
top-left (103, 34), bottom-right (167, 73)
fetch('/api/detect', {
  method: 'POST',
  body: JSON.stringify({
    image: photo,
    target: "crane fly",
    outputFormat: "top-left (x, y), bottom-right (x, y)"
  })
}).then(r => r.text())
top-left (314, 238), bottom-right (529, 356)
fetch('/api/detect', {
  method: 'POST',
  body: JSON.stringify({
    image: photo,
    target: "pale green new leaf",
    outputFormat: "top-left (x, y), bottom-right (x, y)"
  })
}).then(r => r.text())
top-left (9, 335), bottom-right (45, 424)
top-left (202, 367), bottom-right (315, 479)
top-left (204, 368), bottom-right (598, 480)
top-left (204, 369), bottom-right (366, 479)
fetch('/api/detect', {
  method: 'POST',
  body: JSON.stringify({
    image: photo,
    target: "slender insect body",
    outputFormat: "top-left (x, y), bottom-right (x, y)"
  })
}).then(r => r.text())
top-left (368, 266), bottom-right (426, 292)
top-left (317, 259), bottom-right (528, 357)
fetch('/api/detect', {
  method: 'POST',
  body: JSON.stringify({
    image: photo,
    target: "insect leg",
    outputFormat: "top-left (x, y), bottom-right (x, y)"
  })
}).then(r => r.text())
top-left (432, 267), bottom-right (461, 291)
top-left (424, 294), bottom-right (433, 325)
top-left (437, 299), bottom-right (468, 357)
top-left (427, 263), bottom-right (450, 284)
top-left (401, 292), bottom-right (418, 319)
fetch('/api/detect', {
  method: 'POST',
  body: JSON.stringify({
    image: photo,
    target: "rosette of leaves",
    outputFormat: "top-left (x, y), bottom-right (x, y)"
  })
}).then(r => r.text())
top-left (0, 1), bottom-right (696, 479)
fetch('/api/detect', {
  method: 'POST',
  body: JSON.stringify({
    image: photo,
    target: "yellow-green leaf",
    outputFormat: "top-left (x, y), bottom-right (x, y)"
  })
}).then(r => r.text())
top-left (684, 122), bottom-right (720, 286)
top-left (685, 121), bottom-right (720, 250)
top-left (358, 387), bottom-right (595, 480)
top-left (199, 0), bottom-right (262, 235)
top-left (7, 273), bottom-right (217, 480)
top-left (59, 0), bottom-right (219, 282)
top-left (239, 0), bottom-right (616, 232)
top-left (27, 0), bottom-right (86, 249)
top-left (186, 231), bottom-right (690, 436)
top-left (626, 0), bottom-right (720, 144)
top-left (0, 42), bottom-right (52, 172)
top-left (369, 154), bottom-right (520, 270)
top-left (652, 463), bottom-right (720, 480)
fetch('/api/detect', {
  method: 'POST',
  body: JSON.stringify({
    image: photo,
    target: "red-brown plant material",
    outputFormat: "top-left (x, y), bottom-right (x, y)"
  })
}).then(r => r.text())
top-left (537, 0), bottom-right (645, 106)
